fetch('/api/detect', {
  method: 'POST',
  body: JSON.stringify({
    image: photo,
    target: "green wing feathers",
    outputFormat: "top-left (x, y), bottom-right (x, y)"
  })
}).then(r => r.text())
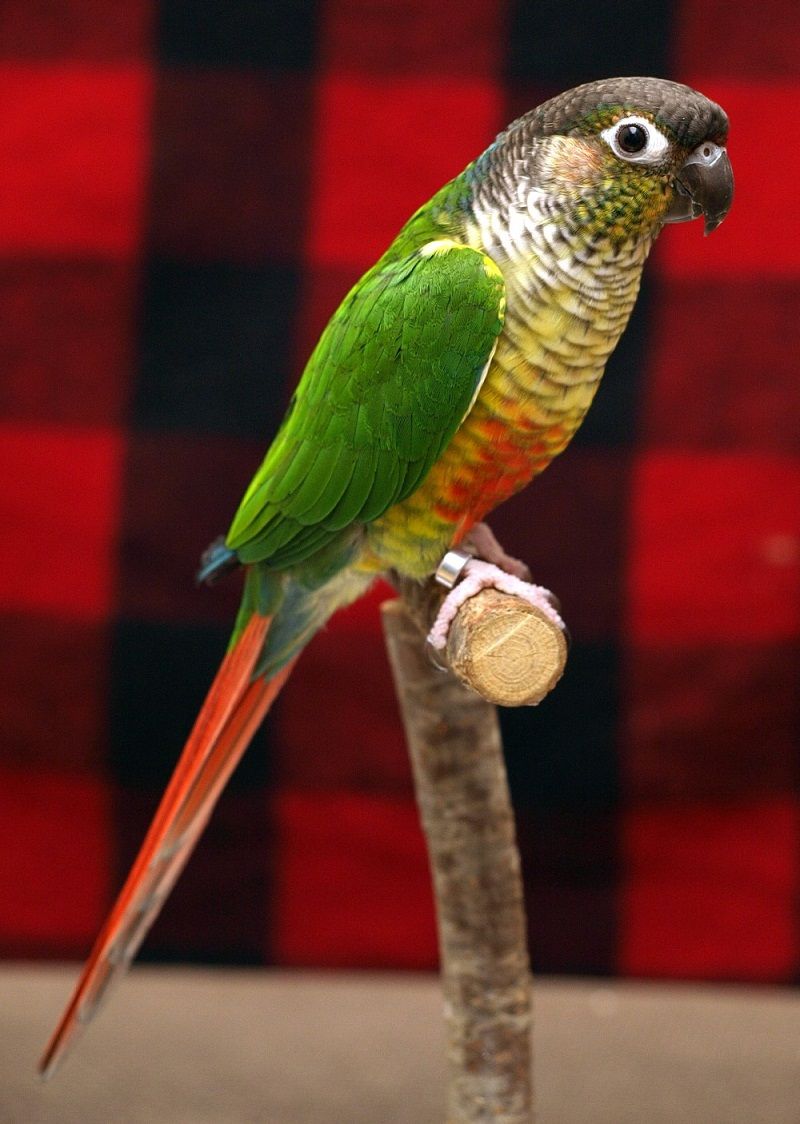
top-left (226, 241), bottom-right (506, 568)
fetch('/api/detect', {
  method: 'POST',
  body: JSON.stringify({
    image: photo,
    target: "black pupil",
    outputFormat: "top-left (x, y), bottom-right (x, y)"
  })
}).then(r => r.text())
top-left (617, 123), bottom-right (648, 154)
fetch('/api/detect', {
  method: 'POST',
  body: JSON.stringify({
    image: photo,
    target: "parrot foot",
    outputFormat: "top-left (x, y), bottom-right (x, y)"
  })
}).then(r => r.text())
top-left (460, 522), bottom-right (532, 582)
top-left (427, 558), bottom-right (565, 651)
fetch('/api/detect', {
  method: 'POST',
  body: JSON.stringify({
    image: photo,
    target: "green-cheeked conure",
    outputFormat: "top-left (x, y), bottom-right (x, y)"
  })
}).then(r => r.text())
top-left (42, 76), bottom-right (733, 1075)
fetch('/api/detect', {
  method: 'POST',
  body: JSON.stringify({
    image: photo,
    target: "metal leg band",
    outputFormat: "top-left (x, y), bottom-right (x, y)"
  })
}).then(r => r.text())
top-left (434, 548), bottom-right (472, 590)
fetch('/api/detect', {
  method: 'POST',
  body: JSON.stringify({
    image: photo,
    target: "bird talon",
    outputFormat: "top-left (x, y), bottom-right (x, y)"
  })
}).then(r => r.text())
top-left (425, 640), bottom-right (451, 672)
top-left (460, 523), bottom-right (532, 582)
top-left (427, 557), bottom-right (565, 651)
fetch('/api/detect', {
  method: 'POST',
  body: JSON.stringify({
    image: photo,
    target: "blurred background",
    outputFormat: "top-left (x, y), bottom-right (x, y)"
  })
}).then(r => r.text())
top-left (0, 0), bottom-right (798, 986)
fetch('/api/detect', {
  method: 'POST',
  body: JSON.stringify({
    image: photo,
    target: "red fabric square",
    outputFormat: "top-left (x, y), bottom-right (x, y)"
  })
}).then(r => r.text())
top-left (0, 260), bottom-right (136, 426)
top-left (0, 423), bottom-right (123, 620)
top-left (272, 790), bottom-right (437, 967)
top-left (306, 74), bottom-right (502, 268)
top-left (655, 82), bottom-right (800, 280)
top-left (0, 2), bottom-right (152, 60)
top-left (676, 0), bottom-right (800, 77)
top-left (491, 449), bottom-right (632, 643)
top-left (0, 615), bottom-right (108, 771)
top-left (0, 64), bottom-right (152, 255)
top-left (623, 642), bottom-right (798, 802)
top-left (642, 279), bottom-right (800, 453)
top-left (627, 452), bottom-right (800, 643)
top-left (149, 70), bottom-right (315, 264)
top-left (118, 432), bottom-right (263, 625)
top-left (321, 0), bottom-right (504, 76)
top-left (621, 799), bottom-right (799, 980)
top-left (277, 584), bottom-right (411, 792)
top-left (0, 768), bottom-right (111, 952)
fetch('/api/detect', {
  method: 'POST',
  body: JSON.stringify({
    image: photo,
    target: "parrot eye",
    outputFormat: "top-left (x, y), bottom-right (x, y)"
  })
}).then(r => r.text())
top-left (601, 115), bottom-right (671, 165)
top-left (616, 123), bottom-right (647, 153)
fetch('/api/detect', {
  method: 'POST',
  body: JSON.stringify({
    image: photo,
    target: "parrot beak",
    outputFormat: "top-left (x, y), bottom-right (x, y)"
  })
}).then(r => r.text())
top-left (665, 142), bottom-right (734, 234)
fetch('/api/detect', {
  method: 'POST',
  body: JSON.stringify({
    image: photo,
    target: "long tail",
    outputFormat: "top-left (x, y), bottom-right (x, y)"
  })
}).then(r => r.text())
top-left (39, 612), bottom-right (296, 1080)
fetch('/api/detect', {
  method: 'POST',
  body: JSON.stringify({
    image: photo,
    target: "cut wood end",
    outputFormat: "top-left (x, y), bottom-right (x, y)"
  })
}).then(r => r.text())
top-left (446, 588), bottom-right (568, 707)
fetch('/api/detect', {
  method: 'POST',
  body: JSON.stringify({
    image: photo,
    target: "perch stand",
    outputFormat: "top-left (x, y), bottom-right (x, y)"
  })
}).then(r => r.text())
top-left (382, 547), bottom-right (567, 1123)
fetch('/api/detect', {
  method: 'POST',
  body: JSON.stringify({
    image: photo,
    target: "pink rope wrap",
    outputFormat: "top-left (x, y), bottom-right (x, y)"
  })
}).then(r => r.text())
top-left (427, 559), bottom-right (565, 650)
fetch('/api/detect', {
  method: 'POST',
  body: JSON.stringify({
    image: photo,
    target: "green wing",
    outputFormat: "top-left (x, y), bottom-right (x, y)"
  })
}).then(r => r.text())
top-left (226, 240), bottom-right (506, 569)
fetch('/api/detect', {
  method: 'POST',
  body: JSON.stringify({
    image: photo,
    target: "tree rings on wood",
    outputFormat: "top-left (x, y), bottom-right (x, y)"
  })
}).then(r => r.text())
top-left (446, 589), bottom-right (568, 706)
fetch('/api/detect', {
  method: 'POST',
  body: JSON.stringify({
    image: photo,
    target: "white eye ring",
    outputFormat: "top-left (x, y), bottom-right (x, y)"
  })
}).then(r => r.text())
top-left (600, 115), bottom-right (671, 164)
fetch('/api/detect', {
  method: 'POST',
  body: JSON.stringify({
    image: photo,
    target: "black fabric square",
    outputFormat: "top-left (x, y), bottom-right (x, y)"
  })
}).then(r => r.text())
top-left (0, 259), bottom-right (135, 426)
top-left (109, 618), bottom-right (273, 791)
top-left (505, 0), bottom-right (673, 85)
top-left (157, 0), bottom-right (320, 69)
top-left (501, 642), bottom-right (621, 811)
top-left (135, 258), bottom-right (299, 438)
top-left (516, 808), bottom-right (619, 974)
top-left (117, 786), bottom-right (273, 965)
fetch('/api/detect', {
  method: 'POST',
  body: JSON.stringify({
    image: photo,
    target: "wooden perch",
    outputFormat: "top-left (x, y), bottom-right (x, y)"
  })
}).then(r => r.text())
top-left (382, 600), bottom-right (533, 1123)
top-left (392, 572), bottom-right (568, 707)
top-left (383, 538), bottom-right (569, 1122)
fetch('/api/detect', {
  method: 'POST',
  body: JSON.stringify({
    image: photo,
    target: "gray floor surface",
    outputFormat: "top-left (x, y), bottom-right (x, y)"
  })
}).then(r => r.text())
top-left (3, 966), bottom-right (799, 1123)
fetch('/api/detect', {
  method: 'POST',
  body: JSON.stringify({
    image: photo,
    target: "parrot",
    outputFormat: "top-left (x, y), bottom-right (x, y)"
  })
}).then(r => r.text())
top-left (40, 76), bottom-right (733, 1077)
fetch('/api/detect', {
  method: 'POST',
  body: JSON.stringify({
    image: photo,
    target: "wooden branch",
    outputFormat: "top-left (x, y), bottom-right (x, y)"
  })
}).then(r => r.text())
top-left (382, 600), bottom-right (533, 1123)
top-left (392, 574), bottom-right (568, 707)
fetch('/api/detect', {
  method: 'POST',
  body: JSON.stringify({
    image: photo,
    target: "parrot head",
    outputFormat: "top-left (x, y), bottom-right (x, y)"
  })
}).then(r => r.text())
top-left (491, 76), bottom-right (733, 244)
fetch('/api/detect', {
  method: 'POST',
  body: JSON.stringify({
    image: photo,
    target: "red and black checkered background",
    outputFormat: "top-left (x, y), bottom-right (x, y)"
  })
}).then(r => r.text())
top-left (1, 1), bottom-right (798, 982)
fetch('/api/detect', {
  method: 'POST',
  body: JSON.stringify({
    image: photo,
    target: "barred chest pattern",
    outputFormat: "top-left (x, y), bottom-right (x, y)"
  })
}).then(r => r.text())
top-left (367, 177), bottom-right (658, 576)
top-left (468, 172), bottom-right (655, 451)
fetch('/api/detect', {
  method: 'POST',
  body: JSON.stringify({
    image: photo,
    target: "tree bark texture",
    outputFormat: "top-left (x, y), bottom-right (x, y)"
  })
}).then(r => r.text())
top-left (382, 600), bottom-right (532, 1124)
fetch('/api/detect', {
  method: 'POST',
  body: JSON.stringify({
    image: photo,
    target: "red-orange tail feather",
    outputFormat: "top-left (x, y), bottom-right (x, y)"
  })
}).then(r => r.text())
top-left (39, 613), bottom-right (295, 1080)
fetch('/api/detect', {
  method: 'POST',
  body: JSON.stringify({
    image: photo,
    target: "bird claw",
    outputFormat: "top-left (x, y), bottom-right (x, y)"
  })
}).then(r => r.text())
top-left (460, 522), bottom-right (532, 582)
top-left (427, 557), bottom-right (564, 651)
